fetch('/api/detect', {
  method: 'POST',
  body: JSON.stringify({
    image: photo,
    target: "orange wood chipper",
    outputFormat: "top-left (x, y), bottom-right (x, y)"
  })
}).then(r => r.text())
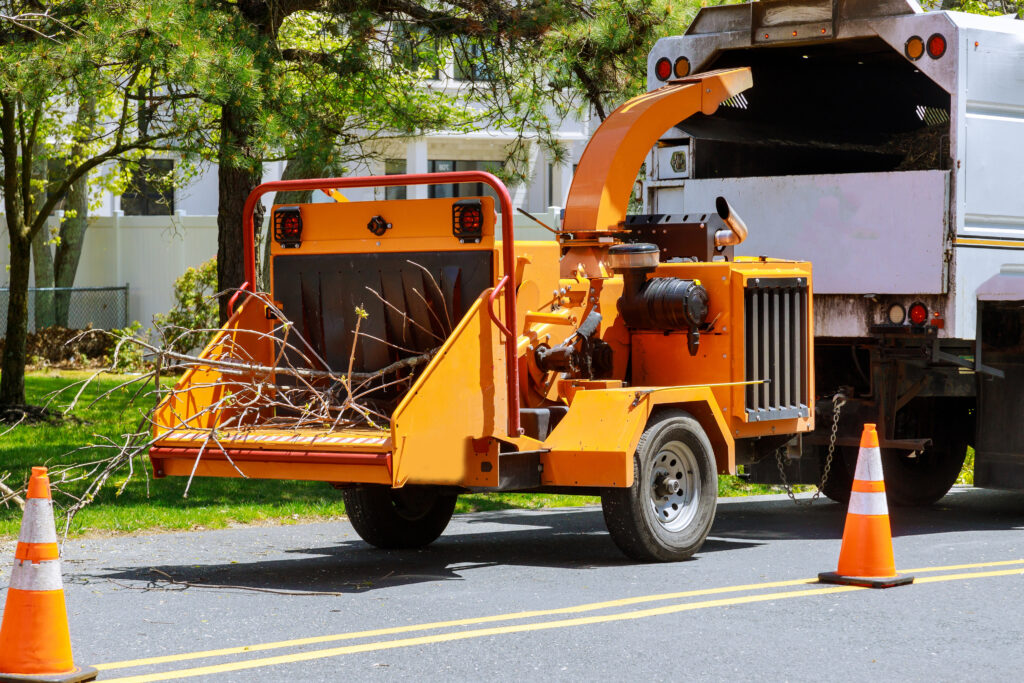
top-left (149, 67), bottom-right (814, 561)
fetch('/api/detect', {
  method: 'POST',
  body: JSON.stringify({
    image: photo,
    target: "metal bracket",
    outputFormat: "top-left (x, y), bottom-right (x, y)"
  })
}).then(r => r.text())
top-left (367, 215), bottom-right (392, 237)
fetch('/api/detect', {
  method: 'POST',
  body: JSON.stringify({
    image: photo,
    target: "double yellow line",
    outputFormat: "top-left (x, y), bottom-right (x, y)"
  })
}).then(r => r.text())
top-left (96, 559), bottom-right (1024, 682)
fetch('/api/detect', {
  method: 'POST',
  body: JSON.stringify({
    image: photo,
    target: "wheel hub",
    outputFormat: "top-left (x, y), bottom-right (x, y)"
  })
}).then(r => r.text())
top-left (648, 442), bottom-right (700, 532)
top-left (653, 475), bottom-right (681, 498)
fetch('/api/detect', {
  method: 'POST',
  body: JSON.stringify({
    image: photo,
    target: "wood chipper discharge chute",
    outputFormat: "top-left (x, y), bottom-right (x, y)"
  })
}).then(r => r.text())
top-left (150, 67), bottom-right (817, 561)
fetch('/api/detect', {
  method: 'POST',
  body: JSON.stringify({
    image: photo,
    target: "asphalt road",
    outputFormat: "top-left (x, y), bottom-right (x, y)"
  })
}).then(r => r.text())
top-left (3, 487), bottom-right (1024, 681)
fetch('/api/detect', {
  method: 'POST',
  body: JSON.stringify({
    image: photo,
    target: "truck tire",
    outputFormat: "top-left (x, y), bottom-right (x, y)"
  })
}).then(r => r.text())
top-left (884, 398), bottom-right (972, 507)
top-left (817, 400), bottom-right (972, 507)
top-left (817, 445), bottom-right (854, 505)
top-left (342, 486), bottom-right (457, 549)
top-left (601, 410), bottom-right (718, 562)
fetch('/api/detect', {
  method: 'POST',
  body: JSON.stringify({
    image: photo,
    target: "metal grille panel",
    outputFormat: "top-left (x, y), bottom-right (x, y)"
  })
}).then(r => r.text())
top-left (745, 278), bottom-right (810, 422)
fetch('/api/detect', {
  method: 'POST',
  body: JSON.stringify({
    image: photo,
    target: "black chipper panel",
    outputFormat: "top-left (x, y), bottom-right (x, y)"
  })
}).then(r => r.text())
top-left (272, 251), bottom-right (493, 373)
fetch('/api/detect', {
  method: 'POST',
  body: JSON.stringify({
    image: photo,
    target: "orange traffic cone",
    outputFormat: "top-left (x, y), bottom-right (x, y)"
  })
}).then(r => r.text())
top-left (818, 424), bottom-right (914, 589)
top-left (0, 467), bottom-right (97, 682)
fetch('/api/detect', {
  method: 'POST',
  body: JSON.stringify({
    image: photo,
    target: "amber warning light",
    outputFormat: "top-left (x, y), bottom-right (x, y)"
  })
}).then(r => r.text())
top-left (905, 36), bottom-right (925, 61)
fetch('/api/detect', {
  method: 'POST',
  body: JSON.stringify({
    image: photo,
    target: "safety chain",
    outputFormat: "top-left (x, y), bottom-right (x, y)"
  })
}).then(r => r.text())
top-left (775, 392), bottom-right (846, 506)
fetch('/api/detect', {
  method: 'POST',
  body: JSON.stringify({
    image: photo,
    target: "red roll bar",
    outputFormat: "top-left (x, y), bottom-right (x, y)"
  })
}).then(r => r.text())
top-left (240, 171), bottom-right (521, 436)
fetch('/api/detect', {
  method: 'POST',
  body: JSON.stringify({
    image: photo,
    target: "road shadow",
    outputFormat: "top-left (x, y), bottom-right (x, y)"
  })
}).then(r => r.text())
top-left (711, 487), bottom-right (1024, 542)
top-left (85, 508), bottom-right (760, 595)
top-left (84, 489), bottom-right (1022, 595)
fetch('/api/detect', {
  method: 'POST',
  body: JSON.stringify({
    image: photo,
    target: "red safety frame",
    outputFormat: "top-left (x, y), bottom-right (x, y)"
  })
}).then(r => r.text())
top-left (240, 171), bottom-right (521, 436)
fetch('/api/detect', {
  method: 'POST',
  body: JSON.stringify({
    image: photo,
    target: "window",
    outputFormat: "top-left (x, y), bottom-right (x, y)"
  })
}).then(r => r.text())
top-left (453, 36), bottom-right (494, 81)
top-left (385, 159), bottom-right (407, 200)
top-left (392, 24), bottom-right (440, 79)
top-left (121, 159), bottom-right (174, 216)
top-left (547, 163), bottom-right (554, 208)
top-left (428, 160), bottom-right (502, 210)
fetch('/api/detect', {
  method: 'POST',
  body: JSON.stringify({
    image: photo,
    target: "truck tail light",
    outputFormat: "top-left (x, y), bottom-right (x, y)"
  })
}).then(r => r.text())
top-left (655, 57), bottom-right (672, 81)
top-left (905, 36), bottom-right (924, 61)
top-left (909, 301), bottom-right (928, 326)
top-left (927, 34), bottom-right (947, 58)
top-left (673, 57), bottom-right (690, 79)
top-left (273, 206), bottom-right (302, 249)
top-left (452, 198), bottom-right (484, 243)
top-left (887, 303), bottom-right (906, 325)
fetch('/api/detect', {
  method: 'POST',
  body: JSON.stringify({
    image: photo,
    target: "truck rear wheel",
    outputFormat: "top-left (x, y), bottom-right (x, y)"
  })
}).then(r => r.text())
top-left (816, 399), bottom-right (972, 507)
top-left (342, 486), bottom-right (457, 549)
top-left (601, 410), bottom-right (718, 562)
top-left (817, 445), bottom-right (854, 504)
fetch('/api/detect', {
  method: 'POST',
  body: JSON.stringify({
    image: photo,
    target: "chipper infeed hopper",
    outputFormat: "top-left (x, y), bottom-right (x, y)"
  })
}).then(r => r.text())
top-left (150, 68), bottom-right (816, 561)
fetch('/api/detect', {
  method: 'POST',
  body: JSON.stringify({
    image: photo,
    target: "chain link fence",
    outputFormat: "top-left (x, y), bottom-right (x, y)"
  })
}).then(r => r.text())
top-left (0, 286), bottom-right (128, 334)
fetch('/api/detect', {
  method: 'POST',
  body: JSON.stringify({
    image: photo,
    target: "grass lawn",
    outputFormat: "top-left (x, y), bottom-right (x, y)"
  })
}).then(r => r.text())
top-left (1, 370), bottom-right (797, 538)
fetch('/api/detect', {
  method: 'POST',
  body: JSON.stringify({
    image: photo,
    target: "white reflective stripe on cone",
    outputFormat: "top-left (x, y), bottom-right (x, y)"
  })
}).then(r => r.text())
top-left (848, 490), bottom-right (890, 516)
top-left (17, 498), bottom-right (58, 545)
top-left (853, 446), bottom-right (885, 482)
top-left (9, 558), bottom-right (64, 592)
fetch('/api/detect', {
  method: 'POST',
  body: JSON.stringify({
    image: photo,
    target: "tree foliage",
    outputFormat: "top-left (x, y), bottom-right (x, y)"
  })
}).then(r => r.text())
top-left (0, 0), bottom-right (249, 407)
top-left (1, 0), bottom-right (715, 408)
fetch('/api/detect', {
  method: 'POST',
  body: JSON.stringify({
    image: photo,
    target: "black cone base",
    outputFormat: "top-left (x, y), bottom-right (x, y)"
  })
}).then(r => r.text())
top-left (818, 571), bottom-right (914, 589)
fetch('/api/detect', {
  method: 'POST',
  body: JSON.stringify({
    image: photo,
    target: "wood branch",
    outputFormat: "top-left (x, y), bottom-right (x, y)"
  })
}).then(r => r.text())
top-left (0, 477), bottom-right (26, 511)
top-left (130, 339), bottom-right (438, 383)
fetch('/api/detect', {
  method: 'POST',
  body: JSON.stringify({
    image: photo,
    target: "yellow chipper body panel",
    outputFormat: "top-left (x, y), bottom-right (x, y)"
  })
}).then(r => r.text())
top-left (150, 68), bottom-right (816, 561)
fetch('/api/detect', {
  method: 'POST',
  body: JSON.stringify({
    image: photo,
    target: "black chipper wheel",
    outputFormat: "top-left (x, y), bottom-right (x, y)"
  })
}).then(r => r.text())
top-left (601, 410), bottom-right (718, 562)
top-left (342, 486), bottom-right (457, 549)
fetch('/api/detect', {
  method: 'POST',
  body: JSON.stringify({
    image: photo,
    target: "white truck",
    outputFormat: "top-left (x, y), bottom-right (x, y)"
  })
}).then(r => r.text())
top-left (642, 0), bottom-right (1024, 504)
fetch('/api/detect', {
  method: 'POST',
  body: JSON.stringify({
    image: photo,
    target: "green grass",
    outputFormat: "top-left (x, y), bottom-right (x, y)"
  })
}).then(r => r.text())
top-left (1, 370), bottom-right (358, 537)
top-left (1, 371), bottom-right (824, 538)
top-left (957, 447), bottom-right (976, 486)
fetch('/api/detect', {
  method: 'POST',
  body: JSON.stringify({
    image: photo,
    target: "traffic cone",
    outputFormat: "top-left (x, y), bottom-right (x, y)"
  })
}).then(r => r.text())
top-left (818, 424), bottom-right (914, 589)
top-left (0, 467), bottom-right (97, 682)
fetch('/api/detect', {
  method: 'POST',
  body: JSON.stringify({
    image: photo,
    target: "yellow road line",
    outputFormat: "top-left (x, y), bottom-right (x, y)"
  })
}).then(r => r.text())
top-left (96, 577), bottom-right (819, 671)
top-left (100, 566), bottom-right (1024, 683)
top-left (901, 559), bottom-right (1024, 573)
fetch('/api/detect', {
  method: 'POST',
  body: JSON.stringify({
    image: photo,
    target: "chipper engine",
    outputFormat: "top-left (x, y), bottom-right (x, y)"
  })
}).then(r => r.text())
top-left (149, 67), bottom-right (814, 561)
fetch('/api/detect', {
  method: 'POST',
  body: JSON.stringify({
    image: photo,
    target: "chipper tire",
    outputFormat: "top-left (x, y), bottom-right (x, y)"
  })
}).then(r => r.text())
top-left (343, 486), bottom-right (457, 549)
top-left (601, 410), bottom-right (718, 562)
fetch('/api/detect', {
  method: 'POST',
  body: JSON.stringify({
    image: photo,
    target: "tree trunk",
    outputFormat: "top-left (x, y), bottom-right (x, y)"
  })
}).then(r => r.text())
top-left (54, 172), bottom-right (89, 327)
top-left (54, 98), bottom-right (96, 327)
top-left (1, 93), bottom-right (29, 406)
top-left (1, 232), bottom-right (32, 406)
top-left (216, 103), bottom-right (263, 324)
top-left (31, 222), bottom-right (55, 330)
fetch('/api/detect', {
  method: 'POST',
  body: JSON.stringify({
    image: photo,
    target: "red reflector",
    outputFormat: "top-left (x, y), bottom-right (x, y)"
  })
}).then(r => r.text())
top-left (452, 199), bottom-right (484, 243)
top-left (273, 206), bottom-right (302, 248)
top-left (927, 34), bottom-right (947, 59)
top-left (655, 57), bottom-right (672, 81)
top-left (909, 302), bottom-right (928, 326)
